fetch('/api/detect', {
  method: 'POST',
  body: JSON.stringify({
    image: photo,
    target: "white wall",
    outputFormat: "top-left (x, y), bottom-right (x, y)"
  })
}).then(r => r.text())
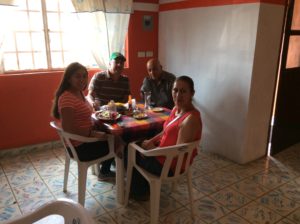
top-left (243, 4), bottom-right (285, 163)
top-left (159, 2), bottom-right (284, 163)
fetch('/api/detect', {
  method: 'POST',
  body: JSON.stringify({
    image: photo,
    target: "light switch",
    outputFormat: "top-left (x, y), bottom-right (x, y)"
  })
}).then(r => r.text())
top-left (146, 51), bottom-right (153, 57)
top-left (138, 51), bottom-right (145, 58)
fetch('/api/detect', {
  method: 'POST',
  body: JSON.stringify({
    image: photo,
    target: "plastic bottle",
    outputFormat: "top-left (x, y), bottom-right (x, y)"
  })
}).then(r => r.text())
top-left (128, 95), bottom-right (133, 112)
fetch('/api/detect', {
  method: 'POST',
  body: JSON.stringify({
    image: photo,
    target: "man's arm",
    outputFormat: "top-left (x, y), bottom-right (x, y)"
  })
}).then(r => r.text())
top-left (87, 73), bottom-right (98, 106)
top-left (140, 77), bottom-right (151, 100)
top-left (123, 76), bottom-right (131, 102)
top-left (164, 72), bottom-right (176, 109)
top-left (168, 72), bottom-right (176, 90)
top-left (86, 89), bottom-right (95, 104)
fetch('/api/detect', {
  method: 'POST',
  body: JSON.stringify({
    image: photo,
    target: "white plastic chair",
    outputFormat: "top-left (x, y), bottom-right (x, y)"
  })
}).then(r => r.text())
top-left (125, 140), bottom-right (200, 224)
top-left (50, 121), bottom-right (115, 206)
top-left (4, 198), bottom-right (95, 224)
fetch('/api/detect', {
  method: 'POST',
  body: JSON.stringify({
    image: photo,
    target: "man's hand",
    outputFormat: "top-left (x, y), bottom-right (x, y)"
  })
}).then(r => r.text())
top-left (93, 98), bottom-right (101, 111)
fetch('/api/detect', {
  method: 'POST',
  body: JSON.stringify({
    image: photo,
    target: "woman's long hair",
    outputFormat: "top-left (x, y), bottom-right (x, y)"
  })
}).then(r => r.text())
top-left (51, 62), bottom-right (88, 119)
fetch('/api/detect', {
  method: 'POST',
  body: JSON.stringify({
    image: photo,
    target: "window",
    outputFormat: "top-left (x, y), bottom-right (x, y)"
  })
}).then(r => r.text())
top-left (1, 0), bottom-right (97, 72)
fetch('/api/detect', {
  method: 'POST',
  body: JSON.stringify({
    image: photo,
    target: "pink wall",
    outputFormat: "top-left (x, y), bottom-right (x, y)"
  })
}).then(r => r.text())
top-left (0, 6), bottom-right (158, 150)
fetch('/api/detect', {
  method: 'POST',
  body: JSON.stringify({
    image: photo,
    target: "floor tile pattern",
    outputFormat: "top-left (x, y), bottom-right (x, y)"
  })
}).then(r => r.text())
top-left (0, 142), bottom-right (299, 223)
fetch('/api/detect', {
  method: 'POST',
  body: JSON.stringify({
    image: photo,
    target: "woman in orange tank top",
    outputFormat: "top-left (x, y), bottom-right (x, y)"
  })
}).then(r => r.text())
top-left (130, 75), bottom-right (202, 201)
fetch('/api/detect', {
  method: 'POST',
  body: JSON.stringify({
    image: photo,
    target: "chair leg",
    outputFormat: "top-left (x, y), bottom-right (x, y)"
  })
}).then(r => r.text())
top-left (91, 163), bottom-right (100, 176)
top-left (186, 171), bottom-right (195, 218)
top-left (150, 181), bottom-right (161, 224)
top-left (78, 164), bottom-right (88, 206)
top-left (63, 157), bottom-right (70, 192)
top-left (124, 163), bottom-right (133, 206)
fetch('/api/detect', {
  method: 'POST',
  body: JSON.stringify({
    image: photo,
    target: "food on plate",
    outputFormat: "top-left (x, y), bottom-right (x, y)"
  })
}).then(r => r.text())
top-left (152, 107), bottom-right (164, 112)
top-left (133, 112), bottom-right (147, 119)
top-left (96, 110), bottom-right (119, 120)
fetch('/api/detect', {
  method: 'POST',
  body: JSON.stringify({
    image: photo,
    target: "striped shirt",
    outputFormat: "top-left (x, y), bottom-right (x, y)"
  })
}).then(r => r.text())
top-left (88, 70), bottom-right (130, 105)
top-left (58, 91), bottom-right (93, 146)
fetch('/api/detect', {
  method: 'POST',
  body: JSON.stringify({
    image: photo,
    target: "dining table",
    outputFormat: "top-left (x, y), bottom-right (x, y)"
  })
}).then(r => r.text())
top-left (92, 107), bottom-right (171, 204)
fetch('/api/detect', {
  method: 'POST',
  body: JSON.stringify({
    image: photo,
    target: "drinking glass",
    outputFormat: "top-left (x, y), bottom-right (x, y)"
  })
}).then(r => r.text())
top-left (144, 91), bottom-right (152, 110)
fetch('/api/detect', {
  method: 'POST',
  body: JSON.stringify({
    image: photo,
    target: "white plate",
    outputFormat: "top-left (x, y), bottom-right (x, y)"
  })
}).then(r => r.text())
top-left (94, 110), bottom-right (121, 121)
top-left (133, 113), bottom-right (148, 119)
top-left (152, 107), bottom-right (164, 112)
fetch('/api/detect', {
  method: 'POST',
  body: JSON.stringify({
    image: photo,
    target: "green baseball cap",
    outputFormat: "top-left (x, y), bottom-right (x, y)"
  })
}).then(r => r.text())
top-left (110, 52), bottom-right (126, 61)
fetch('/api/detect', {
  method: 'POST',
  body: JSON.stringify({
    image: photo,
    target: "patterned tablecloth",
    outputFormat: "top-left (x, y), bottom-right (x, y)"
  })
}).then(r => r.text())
top-left (93, 109), bottom-right (170, 142)
top-left (92, 107), bottom-right (170, 204)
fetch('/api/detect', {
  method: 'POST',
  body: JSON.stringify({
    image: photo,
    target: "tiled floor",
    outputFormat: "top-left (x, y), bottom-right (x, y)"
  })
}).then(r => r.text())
top-left (0, 142), bottom-right (300, 223)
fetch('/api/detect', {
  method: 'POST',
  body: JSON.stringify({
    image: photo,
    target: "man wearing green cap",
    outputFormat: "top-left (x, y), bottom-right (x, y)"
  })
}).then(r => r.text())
top-left (88, 52), bottom-right (130, 106)
top-left (88, 52), bottom-right (130, 179)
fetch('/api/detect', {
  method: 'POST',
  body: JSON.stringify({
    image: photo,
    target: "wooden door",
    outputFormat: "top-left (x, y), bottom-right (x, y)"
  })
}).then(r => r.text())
top-left (270, 0), bottom-right (300, 155)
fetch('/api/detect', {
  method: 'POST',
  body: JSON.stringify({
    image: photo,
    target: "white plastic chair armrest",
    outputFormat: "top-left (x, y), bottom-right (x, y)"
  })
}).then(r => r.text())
top-left (4, 199), bottom-right (95, 224)
top-left (139, 141), bottom-right (199, 157)
top-left (64, 131), bottom-right (108, 142)
top-left (50, 121), bottom-right (108, 142)
top-left (129, 141), bottom-right (149, 154)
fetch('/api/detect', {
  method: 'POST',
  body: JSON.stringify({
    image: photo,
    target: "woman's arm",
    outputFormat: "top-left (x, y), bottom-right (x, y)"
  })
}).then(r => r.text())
top-left (61, 107), bottom-right (106, 138)
top-left (141, 131), bottom-right (163, 150)
top-left (60, 107), bottom-right (85, 135)
top-left (149, 131), bottom-right (163, 143)
top-left (177, 114), bottom-right (201, 144)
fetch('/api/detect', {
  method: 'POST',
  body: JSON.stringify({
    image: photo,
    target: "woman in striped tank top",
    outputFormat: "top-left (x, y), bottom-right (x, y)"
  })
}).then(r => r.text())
top-left (51, 62), bottom-right (111, 162)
